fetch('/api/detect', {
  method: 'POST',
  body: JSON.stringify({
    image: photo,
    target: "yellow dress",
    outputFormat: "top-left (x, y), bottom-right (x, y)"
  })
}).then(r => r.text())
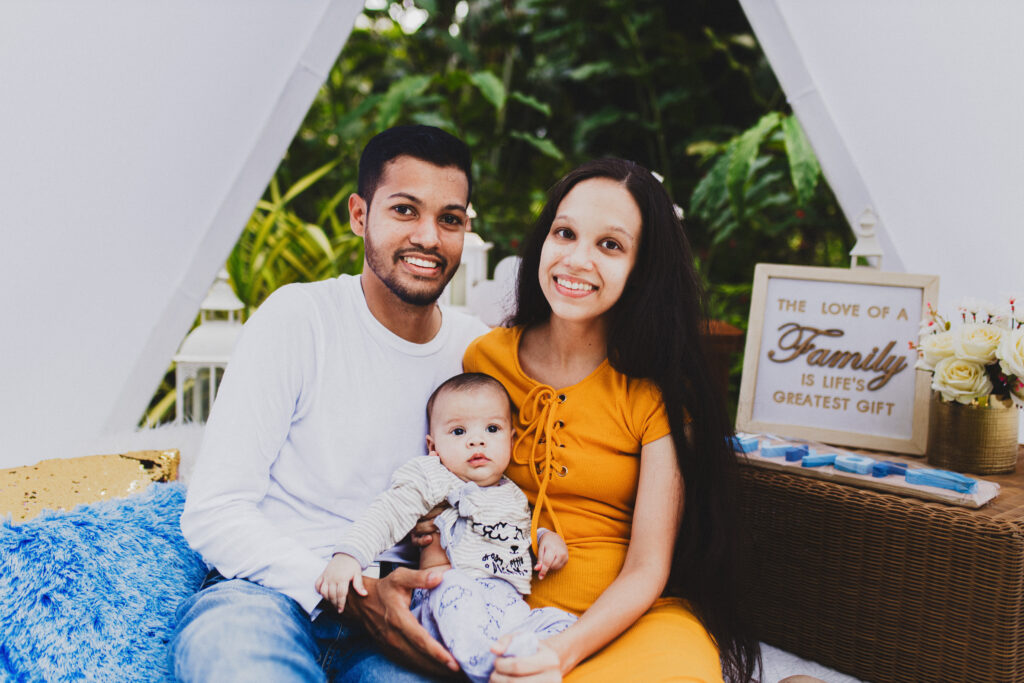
top-left (464, 327), bottom-right (724, 683)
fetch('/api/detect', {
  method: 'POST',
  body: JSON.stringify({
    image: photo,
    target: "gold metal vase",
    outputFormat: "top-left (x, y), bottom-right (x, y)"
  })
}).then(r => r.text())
top-left (926, 393), bottom-right (1019, 474)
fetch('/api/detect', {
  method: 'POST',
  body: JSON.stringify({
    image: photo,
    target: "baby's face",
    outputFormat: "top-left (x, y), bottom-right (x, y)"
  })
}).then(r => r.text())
top-left (426, 385), bottom-right (513, 487)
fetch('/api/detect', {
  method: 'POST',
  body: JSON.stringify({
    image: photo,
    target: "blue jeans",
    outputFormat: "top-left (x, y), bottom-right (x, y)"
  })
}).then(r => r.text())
top-left (171, 570), bottom-right (442, 682)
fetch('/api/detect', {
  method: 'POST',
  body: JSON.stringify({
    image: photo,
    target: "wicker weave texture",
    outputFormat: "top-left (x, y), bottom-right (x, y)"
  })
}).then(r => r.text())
top-left (738, 463), bottom-right (1024, 683)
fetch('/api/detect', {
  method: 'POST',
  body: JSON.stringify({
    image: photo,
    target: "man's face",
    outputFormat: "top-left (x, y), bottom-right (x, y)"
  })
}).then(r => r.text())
top-left (350, 156), bottom-right (470, 306)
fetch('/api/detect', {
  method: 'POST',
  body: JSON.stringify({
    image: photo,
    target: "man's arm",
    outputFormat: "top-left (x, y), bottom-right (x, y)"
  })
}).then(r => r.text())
top-left (180, 286), bottom-right (327, 613)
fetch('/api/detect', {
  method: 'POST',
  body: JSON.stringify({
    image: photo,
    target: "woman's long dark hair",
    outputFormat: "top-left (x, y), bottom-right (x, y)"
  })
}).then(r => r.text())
top-left (510, 158), bottom-right (760, 682)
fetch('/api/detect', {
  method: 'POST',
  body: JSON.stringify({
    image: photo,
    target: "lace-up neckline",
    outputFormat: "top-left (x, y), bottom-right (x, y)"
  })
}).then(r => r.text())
top-left (510, 327), bottom-right (610, 551)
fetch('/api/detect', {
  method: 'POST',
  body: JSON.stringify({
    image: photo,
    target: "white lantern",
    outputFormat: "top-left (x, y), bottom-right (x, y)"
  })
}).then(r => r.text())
top-left (849, 208), bottom-right (884, 269)
top-left (173, 270), bottom-right (244, 423)
top-left (443, 229), bottom-right (493, 308)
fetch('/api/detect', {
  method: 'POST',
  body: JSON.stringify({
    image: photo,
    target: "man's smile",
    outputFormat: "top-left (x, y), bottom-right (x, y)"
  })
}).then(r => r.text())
top-left (396, 250), bottom-right (447, 277)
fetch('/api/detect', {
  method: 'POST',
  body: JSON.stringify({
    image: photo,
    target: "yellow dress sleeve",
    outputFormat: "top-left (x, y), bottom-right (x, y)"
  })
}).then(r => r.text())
top-left (633, 379), bottom-right (672, 446)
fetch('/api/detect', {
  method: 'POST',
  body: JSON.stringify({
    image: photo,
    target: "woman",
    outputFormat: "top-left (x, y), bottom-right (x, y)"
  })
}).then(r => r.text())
top-left (463, 158), bottom-right (759, 681)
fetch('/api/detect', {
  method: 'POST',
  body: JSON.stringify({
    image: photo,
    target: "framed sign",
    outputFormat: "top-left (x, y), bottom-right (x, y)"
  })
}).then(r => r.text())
top-left (736, 264), bottom-right (939, 455)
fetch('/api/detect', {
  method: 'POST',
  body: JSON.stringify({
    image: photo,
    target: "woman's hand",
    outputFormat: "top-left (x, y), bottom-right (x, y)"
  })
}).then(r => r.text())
top-left (489, 634), bottom-right (564, 682)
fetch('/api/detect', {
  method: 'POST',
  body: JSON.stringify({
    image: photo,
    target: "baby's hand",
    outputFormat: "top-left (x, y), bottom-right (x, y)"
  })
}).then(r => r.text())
top-left (534, 531), bottom-right (568, 579)
top-left (315, 553), bottom-right (366, 612)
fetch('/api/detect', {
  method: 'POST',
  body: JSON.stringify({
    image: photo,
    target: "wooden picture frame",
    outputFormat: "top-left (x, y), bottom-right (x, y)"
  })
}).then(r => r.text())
top-left (736, 264), bottom-right (939, 455)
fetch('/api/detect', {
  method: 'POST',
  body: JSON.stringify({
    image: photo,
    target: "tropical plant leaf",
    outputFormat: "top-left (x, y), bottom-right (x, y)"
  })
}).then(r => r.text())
top-left (226, 162), bottom-right (353, 311)
top-left (571, 107), bottom-right (625, 151)
top-left (781, 114), bottom-right (821, 206)
top-left (725, 111), bottom-right (781, 222)
top-left (267, 175), bottom-right (282, 205)
top-left (281, 160), bottom-right (339, 204)
top-left (410, 111), bottom-right (456, 131)
top-left (470, 71), bottom-right (507, 111)
top-left (686, 140), bottom-right (722, 161)
top-left (302, 223), bottom-right (335, 262)
top-left (710, 215), bottom-right (741, 245)
top-left (509, 131), bottom-right (564, 160)
top-left (142, 379), bottom-right (184, 428)
top-left (690, 149), bottom-right (732, 220)
top-left (743, 168), bottom-right (785, 206)
top-left (317, 184), bottom-right (353, 228)
top-left (436, 69), bottom-right (471, 91)
top-left (509, 91), bottom-right (551, 117)
top-left (567, 61), bottom-right (614, 81)
top-left (656, 87), bottom-right (693, 109)
top-left (333, 94), bottom-right (382, 138)
top-left (377, 74), bottom-right (434, 130)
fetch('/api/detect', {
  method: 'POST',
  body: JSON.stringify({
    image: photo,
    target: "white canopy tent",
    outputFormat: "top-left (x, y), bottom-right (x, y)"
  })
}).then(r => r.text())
top-left (739, 0), bottom-right (1024, 442)
top-left (0, 0), bottom-right (362, 468)
top-left (1, 0), bottom-right (1021, 469)
top-left (739, 0), bottom-right (1023, 309)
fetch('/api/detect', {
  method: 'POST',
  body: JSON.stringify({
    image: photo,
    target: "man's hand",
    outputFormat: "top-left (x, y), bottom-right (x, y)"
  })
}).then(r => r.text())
top-left (315, 553), bottom-right (365, 613)
top-left (344, 566), bottom-right (460, 677)
top-left (410, 501), bottom-right (447, 547)
top-left (534, 532), bottom-right (569, 580)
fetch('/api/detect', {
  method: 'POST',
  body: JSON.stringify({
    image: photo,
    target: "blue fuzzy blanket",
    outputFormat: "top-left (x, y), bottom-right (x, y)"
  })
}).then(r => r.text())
top-left (0, 483), bottom-right (206, 682)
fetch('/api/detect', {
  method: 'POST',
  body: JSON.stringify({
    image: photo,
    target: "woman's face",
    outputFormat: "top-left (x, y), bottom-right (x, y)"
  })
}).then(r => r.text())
top-left (538, 177), bottom-right (642, 325)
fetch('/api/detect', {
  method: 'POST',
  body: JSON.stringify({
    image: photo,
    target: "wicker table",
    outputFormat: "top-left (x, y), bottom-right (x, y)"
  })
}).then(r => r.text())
top-left (738, 446), bottom-right (1024, 683)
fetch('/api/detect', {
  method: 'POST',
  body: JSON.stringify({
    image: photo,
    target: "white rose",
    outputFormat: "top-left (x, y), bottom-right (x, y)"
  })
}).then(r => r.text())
top-left (931, 357), bottom-right (993, 404)
top-left (997, 328), bottom-right (1024, 379)
top-left (915, 330), bottom-right (954, 370)
top-left (952, 322), bottom-right (1003, 364)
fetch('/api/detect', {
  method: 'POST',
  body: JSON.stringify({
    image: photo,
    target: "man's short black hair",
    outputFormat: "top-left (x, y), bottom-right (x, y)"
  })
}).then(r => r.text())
top-left (426, 372), bottom-right (512, 432)
top-left (357, 125), bottom-right (473, 205)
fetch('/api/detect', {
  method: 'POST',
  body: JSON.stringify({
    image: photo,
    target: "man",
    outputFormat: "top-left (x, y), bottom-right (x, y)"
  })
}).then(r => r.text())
top-left (173, 125), bottom-right (488, 681)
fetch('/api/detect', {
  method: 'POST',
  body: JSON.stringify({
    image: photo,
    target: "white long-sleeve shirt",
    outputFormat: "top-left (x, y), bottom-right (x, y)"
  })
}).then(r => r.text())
top-left (180, 274), bottom-right (488, 614)
top-left (334, 456), bottom-right (534, 595)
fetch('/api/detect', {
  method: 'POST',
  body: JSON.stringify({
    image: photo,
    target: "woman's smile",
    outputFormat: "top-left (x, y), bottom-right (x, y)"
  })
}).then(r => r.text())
top-left (553, 275), bottom-right (598, 297)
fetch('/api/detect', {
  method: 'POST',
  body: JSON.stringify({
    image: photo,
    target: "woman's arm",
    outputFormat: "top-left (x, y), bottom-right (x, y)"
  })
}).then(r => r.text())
top-left (492, 434), bottom-right (683, 678)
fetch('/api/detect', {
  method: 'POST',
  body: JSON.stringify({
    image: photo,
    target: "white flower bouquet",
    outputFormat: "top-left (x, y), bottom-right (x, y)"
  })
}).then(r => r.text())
top-left (914, 297), bottom-right (1024, 406)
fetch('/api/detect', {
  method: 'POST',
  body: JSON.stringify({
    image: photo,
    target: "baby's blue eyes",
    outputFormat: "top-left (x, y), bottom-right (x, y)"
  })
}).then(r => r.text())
top-left (449, 425), bottom-right (500, 435)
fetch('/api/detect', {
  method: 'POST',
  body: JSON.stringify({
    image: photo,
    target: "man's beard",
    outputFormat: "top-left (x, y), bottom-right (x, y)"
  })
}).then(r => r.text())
top-left (363, 230), bottom-right (454, 306)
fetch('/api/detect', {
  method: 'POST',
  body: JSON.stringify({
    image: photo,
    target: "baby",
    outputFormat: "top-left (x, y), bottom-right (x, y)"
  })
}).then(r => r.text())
top-left (317, 372), bottom-right (576, 683)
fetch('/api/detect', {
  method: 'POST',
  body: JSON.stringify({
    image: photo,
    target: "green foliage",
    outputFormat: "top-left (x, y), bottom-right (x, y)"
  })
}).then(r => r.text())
top-left (147, 0), bottom-right (859, 425)
top-left (688, 111), bottom-right (849, 320)
top-left (261, 0), bottom-right (853, 280)
top-left (781, 115), bottom-right (820, 206)
top-left (227, 161), bottom-right (363, 314)
top-left (469, 71), bottom-right (506, 111)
